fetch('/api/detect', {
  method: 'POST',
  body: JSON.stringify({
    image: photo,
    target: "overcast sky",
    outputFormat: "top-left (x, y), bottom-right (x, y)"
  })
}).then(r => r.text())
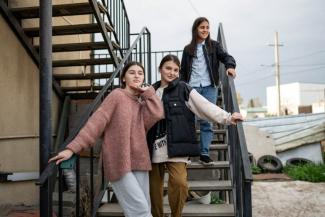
top-left (123, 0), bottom-right (325, 105)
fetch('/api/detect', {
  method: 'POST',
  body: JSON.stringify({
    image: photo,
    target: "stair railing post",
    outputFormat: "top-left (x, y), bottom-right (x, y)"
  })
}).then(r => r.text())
top-left (39, 0), bottom-right (53, 217)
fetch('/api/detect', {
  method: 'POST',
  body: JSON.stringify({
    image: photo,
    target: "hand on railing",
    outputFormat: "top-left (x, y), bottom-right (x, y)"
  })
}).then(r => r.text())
top-left (226, 68), bottom-right (236, 78)
top-left (48, 149), bottom-right (74, 165)
top-left (230, 112), bottom-right (244, 125)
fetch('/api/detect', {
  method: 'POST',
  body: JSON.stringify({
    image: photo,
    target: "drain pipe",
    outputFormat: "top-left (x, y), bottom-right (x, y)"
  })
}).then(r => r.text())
top-left (39, 0), bottom-right (53, 217)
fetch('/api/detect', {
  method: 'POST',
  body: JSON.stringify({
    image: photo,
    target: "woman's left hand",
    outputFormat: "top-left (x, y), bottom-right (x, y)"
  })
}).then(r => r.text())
top-left (226, 68), bottom-right (236, 78)
top-left (230, 112), bottom-right (244, 125)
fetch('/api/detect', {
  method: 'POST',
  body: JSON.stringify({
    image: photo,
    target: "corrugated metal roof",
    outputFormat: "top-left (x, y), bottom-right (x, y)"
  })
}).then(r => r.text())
top-left (244, 113), bottom-right (325, 152)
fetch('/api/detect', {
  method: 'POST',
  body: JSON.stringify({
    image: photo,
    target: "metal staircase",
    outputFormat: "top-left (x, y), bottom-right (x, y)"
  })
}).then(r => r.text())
top-left (0, 0), bottom-right (251, 216)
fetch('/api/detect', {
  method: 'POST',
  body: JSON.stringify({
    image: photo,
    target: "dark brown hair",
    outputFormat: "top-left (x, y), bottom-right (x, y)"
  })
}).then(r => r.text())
top-left (159, 54), bottom-right (180, 70)
top-left (120, 61), bottom-right (145, 88)
top-left (188, 17), bottom-right (212, 54)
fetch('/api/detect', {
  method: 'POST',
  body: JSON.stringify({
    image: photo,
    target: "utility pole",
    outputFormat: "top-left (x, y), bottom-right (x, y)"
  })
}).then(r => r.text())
top-left (269, 32), bottom-right (283, 116)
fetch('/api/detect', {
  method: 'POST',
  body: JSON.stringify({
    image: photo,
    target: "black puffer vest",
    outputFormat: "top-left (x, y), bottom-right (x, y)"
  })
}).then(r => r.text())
top-left (147, 79), bottom-right (199, 158)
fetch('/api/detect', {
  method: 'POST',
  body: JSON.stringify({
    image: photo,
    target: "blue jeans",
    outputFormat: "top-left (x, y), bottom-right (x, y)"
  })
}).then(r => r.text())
top-left (193, 85), bottom-right (218, 156)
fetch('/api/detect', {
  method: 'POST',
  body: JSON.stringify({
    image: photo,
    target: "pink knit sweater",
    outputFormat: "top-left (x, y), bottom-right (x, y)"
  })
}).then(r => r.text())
top-left (67, 87), bottom-right (164, 181)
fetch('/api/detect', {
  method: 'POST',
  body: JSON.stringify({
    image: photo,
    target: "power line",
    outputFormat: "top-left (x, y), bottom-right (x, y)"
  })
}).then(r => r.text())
top-left (281, 63), bottom-right (325, 67)
top-left (187, 0), bottom-right (200, 16)
top-left (236, 70), bottom-right (275, 86)
top-left (236, 65), bottom-right (325, 87)
top-left (282, 65), bottom-right (325, 75)
top-left (238, 66), bottom-right (271, 76)
top-left (281, 49), bottom-right (325, 63)
top-left (239, 49), bottom-right (325, 77)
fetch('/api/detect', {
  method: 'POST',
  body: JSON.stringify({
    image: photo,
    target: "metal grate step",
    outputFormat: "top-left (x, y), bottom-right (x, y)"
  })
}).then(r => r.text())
top-left (34, 41), bottom-right (119, 52)
top-left (187, 161), bottom-right (229, 169)
top-left (53, 58), bottom-right (114, 67)
top-left (54, 72), bottom-right (113, 80)
top-left (24, 23), bottom-right (113, 37)
top-left (11, 2), bottom-right (107, 19)
top-left (107, 180), bottom-right (232, 192)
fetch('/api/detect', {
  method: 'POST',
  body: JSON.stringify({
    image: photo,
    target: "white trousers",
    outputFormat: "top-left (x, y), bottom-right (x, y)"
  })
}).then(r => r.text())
top-left (111, 171), bottom-right (152, 217)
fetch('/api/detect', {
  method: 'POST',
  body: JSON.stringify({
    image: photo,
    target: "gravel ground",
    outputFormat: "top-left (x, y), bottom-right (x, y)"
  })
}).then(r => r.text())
top-left (253, 181), bottom-right (325, 217)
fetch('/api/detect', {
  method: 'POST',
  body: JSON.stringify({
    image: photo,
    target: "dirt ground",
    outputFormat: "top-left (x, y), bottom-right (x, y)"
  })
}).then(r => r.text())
top-left (253, 181), bottom-right (325, 217)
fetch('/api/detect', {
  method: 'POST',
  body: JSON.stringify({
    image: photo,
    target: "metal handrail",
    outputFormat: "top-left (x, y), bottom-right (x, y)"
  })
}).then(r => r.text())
top-left (217, 23), bottom-right (252, 217)
top-left (103, 0), bottom-right (130, 52)
top-left (229, 77), bottom-right (252, 180)
top-left (89, 0), bottom-right (119, 67)
top-left (99, 0), bottom-right (128, 58)
top-left (217, 23), bottom-right (252, 181)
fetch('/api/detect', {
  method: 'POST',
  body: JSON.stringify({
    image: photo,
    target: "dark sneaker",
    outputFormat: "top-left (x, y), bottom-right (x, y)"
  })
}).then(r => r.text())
top-left (199, 155), bottom-right (215, 165)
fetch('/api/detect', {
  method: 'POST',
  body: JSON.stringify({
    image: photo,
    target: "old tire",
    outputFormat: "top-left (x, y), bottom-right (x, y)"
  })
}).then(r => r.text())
top-left (286, 158), bottom-right (313, 167)
top-left (257, 155), bottom-right (283, 173)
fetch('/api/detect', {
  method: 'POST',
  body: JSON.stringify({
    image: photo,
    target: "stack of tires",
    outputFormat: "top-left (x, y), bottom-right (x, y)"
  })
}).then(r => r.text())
top-left (256, 155), bottom-right (313, 173)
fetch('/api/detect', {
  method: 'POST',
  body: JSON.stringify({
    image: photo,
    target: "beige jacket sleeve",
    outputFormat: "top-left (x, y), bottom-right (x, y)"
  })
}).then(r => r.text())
top-left (186, 89), bottom-right (232, 125)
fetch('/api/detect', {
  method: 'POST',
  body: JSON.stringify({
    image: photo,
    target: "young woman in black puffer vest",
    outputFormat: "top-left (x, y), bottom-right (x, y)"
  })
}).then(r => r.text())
top-left (147, 54), bottom-right (243, 217)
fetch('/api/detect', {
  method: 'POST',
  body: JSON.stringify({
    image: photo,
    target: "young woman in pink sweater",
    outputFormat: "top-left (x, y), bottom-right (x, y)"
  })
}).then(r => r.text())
top-left (50, 62), bottom-right (164, 217)
top-left (147, 55), bottom-right (243, 217)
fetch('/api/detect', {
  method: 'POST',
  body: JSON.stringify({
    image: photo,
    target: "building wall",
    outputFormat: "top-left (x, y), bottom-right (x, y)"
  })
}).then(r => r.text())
top-left (267, 82), bottom-right (325, 115)
top-left (0, 13), bottom-right (60, 205)
top-left (300, 83), bottom-right (325, 106)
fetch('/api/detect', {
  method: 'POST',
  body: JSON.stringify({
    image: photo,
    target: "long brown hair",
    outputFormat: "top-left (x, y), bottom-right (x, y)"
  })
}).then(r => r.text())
top-left (120, 61), bottom-right (145, 88)
top-left (188, 17), bottom-right (212, 55)
top-left (159, 54), bottom-right (180, 70)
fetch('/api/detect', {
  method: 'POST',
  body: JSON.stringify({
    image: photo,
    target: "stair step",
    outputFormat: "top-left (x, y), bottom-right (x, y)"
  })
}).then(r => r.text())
top-left (196, 129), bottom-right (226, 134)
top-left (11, 2), bottom-right (107, 19)
top-left (107, 180), bottom-right (232, 192)
top-left (53, 58), bottom-right (114, 67)
top-left (61, 86), bottom-right (104, 92)
top-left (97, 203), bottom-right (234, 216)
top-left (188, 161), bottom-right (229, 169)
top-left (186, 180), bottom-right (232, 191)
top-left (67, 92), bottom-right (107, 100)
top-left (54, 72), bottom-right (113, 80)
top-left (62, 84), bottom-right (119, 92)
top-left (24, 23), bottom-right (113, 37)
top-left (210, 144), bottom-right (228, 150)
top-left (34, 41), bottom-right (112, 52)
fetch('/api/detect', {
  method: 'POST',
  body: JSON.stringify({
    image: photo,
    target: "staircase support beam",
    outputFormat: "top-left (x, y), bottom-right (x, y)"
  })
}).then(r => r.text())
top-left (39, 1), bottom-right (53, 217)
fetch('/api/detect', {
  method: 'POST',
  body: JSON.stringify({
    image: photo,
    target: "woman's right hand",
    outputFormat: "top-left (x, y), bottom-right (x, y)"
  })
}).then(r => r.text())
top-left (129, 84), bottom-right (151, 94)
top-left (48, 149), bottom-right (74, 165)
top-left (230, 112), bottom-right (244, 125)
